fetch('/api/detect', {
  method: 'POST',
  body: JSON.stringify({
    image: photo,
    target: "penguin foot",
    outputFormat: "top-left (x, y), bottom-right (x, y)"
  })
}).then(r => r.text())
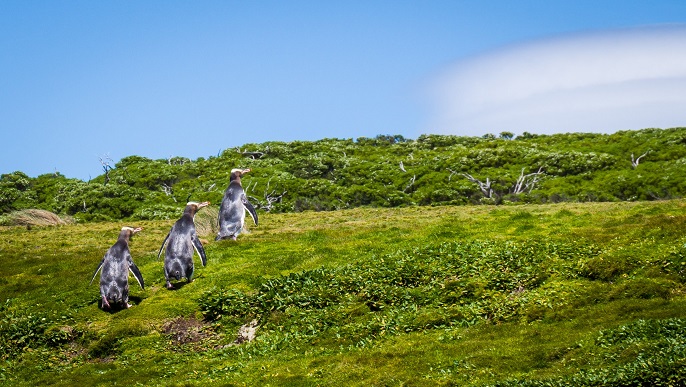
top-left (166, 282), bottom-right (175, 289)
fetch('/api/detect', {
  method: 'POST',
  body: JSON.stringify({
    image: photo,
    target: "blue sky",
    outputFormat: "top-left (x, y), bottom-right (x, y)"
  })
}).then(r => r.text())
top-left (2, 1), bottom-right (686, 180)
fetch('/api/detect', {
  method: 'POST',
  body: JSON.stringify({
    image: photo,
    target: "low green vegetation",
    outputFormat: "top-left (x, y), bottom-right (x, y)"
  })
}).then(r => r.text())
top-left (2, 128), bottom-right (686, 222)
top-left (1, 200), bottom-right (685, 386)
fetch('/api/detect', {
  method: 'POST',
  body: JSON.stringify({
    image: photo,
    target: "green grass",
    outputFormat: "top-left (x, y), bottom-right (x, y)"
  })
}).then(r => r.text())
top-left (1, 201), bottom-right (686, 386)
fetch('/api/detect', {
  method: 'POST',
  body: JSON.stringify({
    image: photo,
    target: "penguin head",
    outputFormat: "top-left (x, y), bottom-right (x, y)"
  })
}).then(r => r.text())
top-left (186, 201), bottom-right (210, 210)
top-left (185, 201), bottom-right (210, 217)
top-left (120, 226), bottom-right (142, 240)
top-left (229, 168), bottom-right (251, 182)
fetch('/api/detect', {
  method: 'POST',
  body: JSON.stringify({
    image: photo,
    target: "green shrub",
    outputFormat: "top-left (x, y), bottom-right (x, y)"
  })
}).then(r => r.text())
top-left (0, 300), bottom-right (76, 359)
top-left (132, 204), bottom-right (180, 220)
top-left (199, 239), bottom-right (600, 344)
top-left (198, 288), bottom-right (257, 323)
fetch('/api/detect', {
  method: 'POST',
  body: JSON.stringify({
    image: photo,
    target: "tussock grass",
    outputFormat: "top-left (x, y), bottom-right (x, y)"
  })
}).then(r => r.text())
top-left (0, 209), bottom-right (72, 227)
top-left (193, 205), bottom-right (219, 238)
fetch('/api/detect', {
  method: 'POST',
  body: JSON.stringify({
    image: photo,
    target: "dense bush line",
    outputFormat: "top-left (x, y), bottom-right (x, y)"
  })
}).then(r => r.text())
top-left (2, 128), bottom-right (686, 221)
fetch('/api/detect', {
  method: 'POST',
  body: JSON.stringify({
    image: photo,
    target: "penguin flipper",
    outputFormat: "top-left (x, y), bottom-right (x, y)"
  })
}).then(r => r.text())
top-left (157, 229), bottom-right (171, 260)
top-left (89, 257), bottom-right (105, 285)
top-left (242, 195), bottom-right (258, 226)
top-left (192, 234), bottom-right (207, 267)
top-left (124, 250), bottom-right (145, 289)
top-left (128, 260), bottom-right (145, 290)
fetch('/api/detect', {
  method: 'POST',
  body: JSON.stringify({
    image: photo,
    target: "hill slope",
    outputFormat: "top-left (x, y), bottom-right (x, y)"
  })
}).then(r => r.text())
top-left (1, 200), bottom-right (685, 385)
top-left (2, 128), bottom-right (686, 222)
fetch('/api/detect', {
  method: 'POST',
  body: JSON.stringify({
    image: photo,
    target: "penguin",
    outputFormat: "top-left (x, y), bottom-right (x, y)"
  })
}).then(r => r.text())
top-left (216, 168), bottom-right (258, 241)
top-left (158, 201), bottom-right (209, 289)
top-left (90, 226), bottom-right (145, 310)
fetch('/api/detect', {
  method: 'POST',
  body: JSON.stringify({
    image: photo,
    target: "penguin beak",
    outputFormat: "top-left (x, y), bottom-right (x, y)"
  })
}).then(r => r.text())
top-left (198, 201), bottom-right (210, 209)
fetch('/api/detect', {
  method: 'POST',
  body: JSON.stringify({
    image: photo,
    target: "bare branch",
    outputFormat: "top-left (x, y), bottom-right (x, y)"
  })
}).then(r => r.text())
top-left (242, 151), bottom-right (265, 159)
top-left (461, 173), bottom-right (494, 198)
top-left (161, 184), bottom-right (177, 203)
top-left (245, 181), bottom-right (256, 194)
top-left (403, 175), bottom-right (416, 193)
top-left (399, 161), bottom-right (406, 172)
top-left (238, 146), bottom-right (269, 159)
top-left (631, 151), bottom-right (649, 169)
top-left (512, 167), bottom-right (544, 194)
top-left (245, 176), bottom-right (287, 212)
top-left (99, 154), bottom-right (114, 185)
top-left (447, 168), bottom-right (459, 182)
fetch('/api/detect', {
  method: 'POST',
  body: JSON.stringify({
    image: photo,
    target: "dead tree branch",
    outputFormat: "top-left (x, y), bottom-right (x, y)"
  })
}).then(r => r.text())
top-left (455, 167), bottom-right (544, 200)
top-left (237, 146), bottom-right (269, 159)
top-left (512, 167), bottom-right (544, 194)
top-left (262, 190), bottom-right (287, 211)
top-left (631, 151), bottom-right (649, 169)
top-left (461, 173), bottom-right (494, 198)
top-left (246, 177), bottom-right (287, 212)
top-left (242, 151), bottom-right (265, 159)
top-left (99, 154), bottom-right (114, 185)
top-left (404, 175), bottom-right (416, 193)
top-left (447, 168), bottom-right (459, 182)
top-left (161, 184), bottom-right (177, 202)
top-left (262, 177), bottom-right (286, 211)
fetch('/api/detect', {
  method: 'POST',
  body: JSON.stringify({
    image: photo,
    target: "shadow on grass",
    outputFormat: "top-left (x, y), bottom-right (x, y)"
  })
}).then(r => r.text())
top-left (91, 295), bottom-right (145, 313)
top-left (165, 278), bottom-right (199, 291)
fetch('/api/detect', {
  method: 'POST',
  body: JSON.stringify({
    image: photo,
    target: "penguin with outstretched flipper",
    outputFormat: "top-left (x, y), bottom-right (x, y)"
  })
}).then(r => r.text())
top-left (90, 226), bottom-right (145, 310)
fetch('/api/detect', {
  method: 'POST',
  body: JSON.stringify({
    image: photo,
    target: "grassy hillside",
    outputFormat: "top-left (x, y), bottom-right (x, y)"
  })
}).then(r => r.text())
top-left (1, 200), bottom-right (686, 386)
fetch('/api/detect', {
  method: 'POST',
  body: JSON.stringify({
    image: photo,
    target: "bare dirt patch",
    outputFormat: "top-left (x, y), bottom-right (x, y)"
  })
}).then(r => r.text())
top-left (161, 317), bottom-right (212, 345)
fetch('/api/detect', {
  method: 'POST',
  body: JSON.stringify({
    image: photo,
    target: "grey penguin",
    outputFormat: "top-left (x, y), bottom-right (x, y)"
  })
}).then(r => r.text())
top-left (158, 201), bottom-right (209, 289)
top-left (90, 226), bottom-right (145, 310)
top-left (216, 168), bottom-right (258, 241)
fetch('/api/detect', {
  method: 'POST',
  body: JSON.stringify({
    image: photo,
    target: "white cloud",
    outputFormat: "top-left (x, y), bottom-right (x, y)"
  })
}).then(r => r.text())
top-left (425, 25), bottom-right (686, 136)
